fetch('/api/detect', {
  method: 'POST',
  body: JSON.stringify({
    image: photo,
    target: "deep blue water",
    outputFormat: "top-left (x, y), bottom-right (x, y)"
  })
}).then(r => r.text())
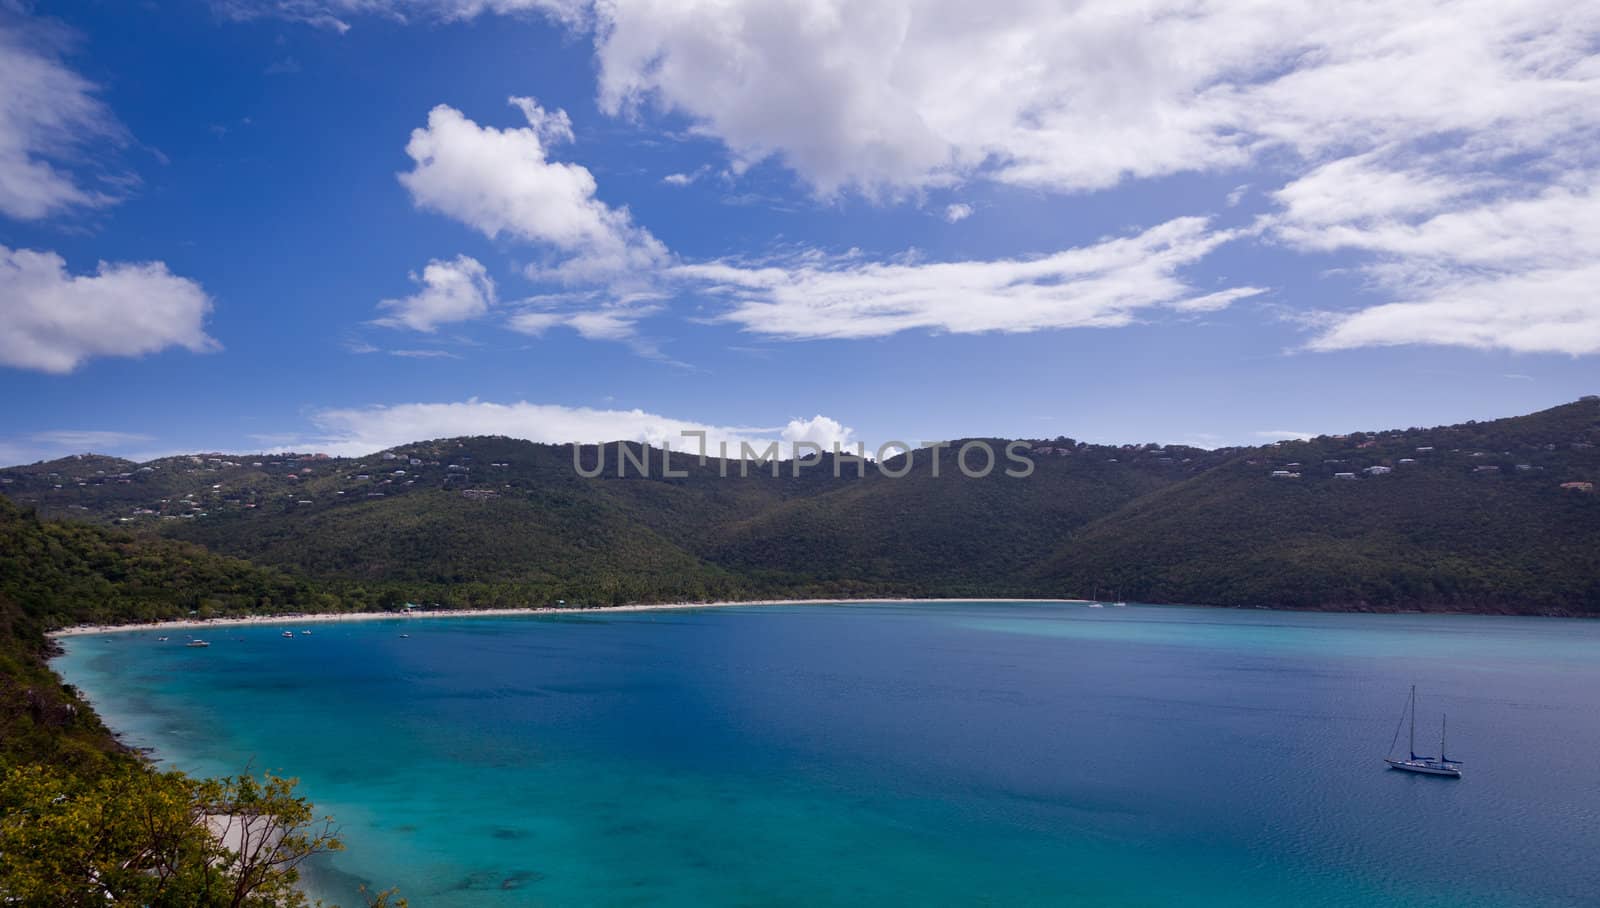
top-left (54, 602), bottom-right (1600, 907)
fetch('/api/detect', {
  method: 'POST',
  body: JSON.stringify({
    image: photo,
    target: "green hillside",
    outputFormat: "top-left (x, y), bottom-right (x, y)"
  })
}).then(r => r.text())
top-left (0, 495), bottom-right (332, 771)
top-left (4, 399), bottom-right (1598, 615)
top-left (1035, 399), bottom-right (1600, 614)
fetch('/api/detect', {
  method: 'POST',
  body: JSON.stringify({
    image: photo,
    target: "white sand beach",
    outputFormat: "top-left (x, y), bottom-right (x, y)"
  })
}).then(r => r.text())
top-left (47, 598), bottom-right (1088, 637)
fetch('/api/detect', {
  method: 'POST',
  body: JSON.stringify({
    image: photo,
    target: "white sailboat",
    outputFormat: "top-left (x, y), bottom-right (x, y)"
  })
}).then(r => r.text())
top-left (1385, 685), bottom-right (1462, 778)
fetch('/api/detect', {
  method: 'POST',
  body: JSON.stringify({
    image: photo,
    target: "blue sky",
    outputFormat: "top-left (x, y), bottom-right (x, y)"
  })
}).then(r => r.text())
top-left (3, 0), bottom-right (1597, 464)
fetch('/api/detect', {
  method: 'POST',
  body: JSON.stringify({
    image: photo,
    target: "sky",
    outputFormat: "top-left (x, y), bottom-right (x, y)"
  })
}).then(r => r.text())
top-left (2, 0), bottom-right (1598, 465)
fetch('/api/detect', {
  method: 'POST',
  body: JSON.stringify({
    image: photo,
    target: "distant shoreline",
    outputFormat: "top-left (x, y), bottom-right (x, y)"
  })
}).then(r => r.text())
top-left (46, 598), bottom-right (1090, 638)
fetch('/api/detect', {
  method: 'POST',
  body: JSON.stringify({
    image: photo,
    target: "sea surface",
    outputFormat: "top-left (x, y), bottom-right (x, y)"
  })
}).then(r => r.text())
top-left (54, 602), bottom-right (1600, 907)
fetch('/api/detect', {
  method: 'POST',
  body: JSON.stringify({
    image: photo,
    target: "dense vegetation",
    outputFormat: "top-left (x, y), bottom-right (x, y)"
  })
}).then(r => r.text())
top-left (4, 398), bottom-right (1598, 616)
top-left (0, 498), bottom-right (401, 905)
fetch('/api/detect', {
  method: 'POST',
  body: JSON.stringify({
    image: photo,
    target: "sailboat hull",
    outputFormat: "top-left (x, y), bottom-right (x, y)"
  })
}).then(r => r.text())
top-left (1385, 759), bottom-right (1462, 778)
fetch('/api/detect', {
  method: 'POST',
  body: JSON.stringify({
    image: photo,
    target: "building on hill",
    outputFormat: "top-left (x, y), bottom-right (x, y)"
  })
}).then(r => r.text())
top-left (1561, 481), bottom-right (1595, 493)
top-left (1363, 466), bottom-right (1392, 475)
top-left (1333, 472), bottom-right (1357, 480)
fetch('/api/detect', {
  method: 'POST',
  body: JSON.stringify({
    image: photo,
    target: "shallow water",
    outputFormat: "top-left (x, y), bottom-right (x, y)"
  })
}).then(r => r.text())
top-left (55, 602), bottom-right (1600, 907)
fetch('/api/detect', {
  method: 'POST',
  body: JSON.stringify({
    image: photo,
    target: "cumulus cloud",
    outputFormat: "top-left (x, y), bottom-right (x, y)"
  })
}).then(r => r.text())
top-left (0, 245), bottom-right (218, 373)
top-left (780, 415), bottom-right (856, 451)
top-left (295, 398), bottom-right (860, 459)
top-left (673, 218), bottom-right (1263, 340)
top-left (943, 203), bottom-right (972, 223)
top-left (398, 97), bottom-right (665, 282)
top-left (0, 10), bottom-right (126, 220)
top-left (589, 1), bottom-right (1600, 196)
top-left (374, 255), bottom-right (495, 332)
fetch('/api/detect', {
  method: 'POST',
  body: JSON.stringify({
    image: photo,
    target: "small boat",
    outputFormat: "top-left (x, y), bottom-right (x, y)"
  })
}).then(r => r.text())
top-left (399, 633), bottom-right (410, 638)
top-left (186, 640), bottom-right (210, 648)
top-left (1385, 685), bottom-right (1462, 778)
top-left (1087, 602), bottom-right (1104, 608)
top-left (281, 630), bottom-right (295, 638)
top-left (156, 636), bottom-right (169, 642)
top-left (300, 630), bottom-right (312, 635)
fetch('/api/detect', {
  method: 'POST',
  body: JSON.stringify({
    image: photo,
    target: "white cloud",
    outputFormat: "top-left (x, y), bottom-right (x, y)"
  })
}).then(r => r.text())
top-left (297, 398), bottom-right (859, 459)
top-left (591, 1), bottom-right (1600, 197)
top-left (780, 415), bottom-right (856, 451)
top-left (0, 11), bottom-right (125, 220)
top-left (374, 255), bottom-right (495, 332)
top-left (673, 218), bottom-right (1263, 340)
top-left (27, 430), bottom-right (155, 449)
top-left (1285, 174), bottom-right (1600, 354)
top-left (398, 97), bottom-right (665, 282)
top-left (943, 203), bottom-right (972, 223)
top-left (388, 348), bottom-right (461, 358)
top-left (0, 245), bottom-right (218, 373)
top-left (661, 166), bottom-right (709, 187)
top-left (212, 0), bottom-right (586, 32)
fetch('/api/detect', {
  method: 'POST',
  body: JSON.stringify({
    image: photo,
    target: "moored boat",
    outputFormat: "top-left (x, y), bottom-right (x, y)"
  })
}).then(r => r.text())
top-left (1385, 685), bottom-right (1462, 778)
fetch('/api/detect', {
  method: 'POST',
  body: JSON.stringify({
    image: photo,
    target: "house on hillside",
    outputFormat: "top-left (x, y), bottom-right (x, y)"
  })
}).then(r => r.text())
top-left (1333, 472), bottom-right (1357, 480)
top-left (1270, 470), bottom-right (1301, 479)
top-left (1363, 466), bottom-right (1392, 475)
top-left (1561, 481), bottom-right (1595, 493)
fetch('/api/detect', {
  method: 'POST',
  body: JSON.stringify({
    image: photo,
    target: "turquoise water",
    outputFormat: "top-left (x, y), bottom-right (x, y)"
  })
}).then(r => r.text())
top-left (54, 602), bottom-right (1600, 907)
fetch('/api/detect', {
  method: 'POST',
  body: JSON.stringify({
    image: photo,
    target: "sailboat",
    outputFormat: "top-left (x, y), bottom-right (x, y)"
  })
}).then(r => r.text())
top-left (1087, 584), bottom-right (1104, 607)
top-left (1385, 686), bottom-right (1462, 778)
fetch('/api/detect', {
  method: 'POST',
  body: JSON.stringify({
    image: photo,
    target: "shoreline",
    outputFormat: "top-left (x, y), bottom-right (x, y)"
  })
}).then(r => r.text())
top-left (46, 598), bottom-right (1090, 638)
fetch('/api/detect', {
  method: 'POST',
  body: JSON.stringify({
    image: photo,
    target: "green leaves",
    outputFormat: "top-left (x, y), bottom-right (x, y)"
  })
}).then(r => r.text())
top-left (0, 764), bottom-right (354, 908)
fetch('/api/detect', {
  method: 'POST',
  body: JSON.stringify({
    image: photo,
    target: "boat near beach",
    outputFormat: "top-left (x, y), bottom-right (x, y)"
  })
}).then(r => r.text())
top-left (282, 630), bottom-right (296, 638)
top-left (185, 640), bottom-right (210, 648)
top-left (1385, 685), bottom-right (1462, 778)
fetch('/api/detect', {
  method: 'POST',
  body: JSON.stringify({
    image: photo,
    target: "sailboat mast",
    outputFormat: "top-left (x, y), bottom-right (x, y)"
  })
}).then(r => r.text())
top-left (1409, 685), bottom-right (1416, 759)
top-left (1441, 713), bottom-right (1447, 762)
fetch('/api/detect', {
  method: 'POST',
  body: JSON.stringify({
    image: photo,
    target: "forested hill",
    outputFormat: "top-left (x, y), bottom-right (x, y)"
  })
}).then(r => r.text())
top-left (0, 495), bottom-right (335, 771)
top-left (4, 398), bottom-right (1599, 616)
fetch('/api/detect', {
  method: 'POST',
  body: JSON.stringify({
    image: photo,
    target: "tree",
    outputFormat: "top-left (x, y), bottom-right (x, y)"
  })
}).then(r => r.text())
top-left (0, 763), bottom-right (352, 907)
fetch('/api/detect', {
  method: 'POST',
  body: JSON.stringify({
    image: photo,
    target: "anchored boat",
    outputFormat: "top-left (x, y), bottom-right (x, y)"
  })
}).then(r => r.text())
top-left (1385, 685), bottom-right (1462, 778)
